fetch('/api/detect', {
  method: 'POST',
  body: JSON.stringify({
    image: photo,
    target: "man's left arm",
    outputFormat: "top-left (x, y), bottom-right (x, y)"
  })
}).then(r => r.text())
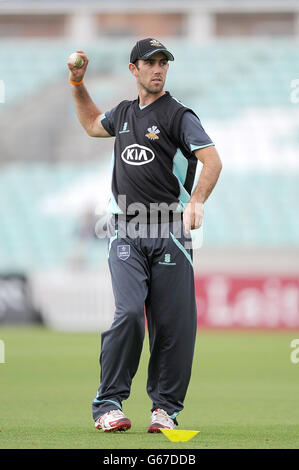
top-left (183, 145), bottom-right (222, 233)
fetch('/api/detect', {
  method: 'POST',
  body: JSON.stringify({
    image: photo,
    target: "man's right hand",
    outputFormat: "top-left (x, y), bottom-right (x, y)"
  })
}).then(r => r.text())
top-left (67, 50), bottom-right (89, 83)
top-left (67, 51), bottom-right (111, 138)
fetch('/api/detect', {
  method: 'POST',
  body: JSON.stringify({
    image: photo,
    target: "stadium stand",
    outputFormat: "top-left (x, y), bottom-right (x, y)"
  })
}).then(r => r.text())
top-left (0, 38), bottom-right (298, 271)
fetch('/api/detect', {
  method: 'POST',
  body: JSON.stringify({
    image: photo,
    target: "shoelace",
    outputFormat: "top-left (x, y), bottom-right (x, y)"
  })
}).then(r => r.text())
top-left (152, 409), bottom-right (173, 425)
top-left (106, 409), bottom-right (124, 418)
top-left (99, 409), bottom-right (124, 424)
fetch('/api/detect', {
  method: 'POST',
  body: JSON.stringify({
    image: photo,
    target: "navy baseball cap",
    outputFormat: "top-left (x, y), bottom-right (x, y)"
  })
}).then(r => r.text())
top-left (130, 38), bottom-right (174, 64)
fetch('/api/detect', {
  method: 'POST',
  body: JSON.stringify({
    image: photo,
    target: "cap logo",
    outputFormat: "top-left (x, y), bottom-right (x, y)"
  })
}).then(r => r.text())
top-left (150, 39), bottom-right (163, 47)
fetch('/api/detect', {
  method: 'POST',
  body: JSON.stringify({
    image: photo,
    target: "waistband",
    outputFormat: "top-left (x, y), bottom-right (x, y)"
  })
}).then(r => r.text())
top-left (114, 211), bottom-right (183, 224)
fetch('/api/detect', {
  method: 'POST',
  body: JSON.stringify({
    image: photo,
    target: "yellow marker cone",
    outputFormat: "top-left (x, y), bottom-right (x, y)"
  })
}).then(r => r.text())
top-left (160, 429), bottom-right (199, 442)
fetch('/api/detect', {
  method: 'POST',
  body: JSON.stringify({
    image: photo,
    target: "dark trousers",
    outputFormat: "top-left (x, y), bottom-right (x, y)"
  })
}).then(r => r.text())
top-left (92, 219), bottom-right (197, 421)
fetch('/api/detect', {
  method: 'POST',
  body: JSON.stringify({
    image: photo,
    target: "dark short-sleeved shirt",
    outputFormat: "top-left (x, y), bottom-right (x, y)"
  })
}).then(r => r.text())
top-left (100, 92), bottom-right (214, 215)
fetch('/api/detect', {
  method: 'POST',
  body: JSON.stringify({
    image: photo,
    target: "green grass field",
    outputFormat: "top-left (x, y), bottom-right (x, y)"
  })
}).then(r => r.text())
top-left (0, 327), bottom-right (298, 449)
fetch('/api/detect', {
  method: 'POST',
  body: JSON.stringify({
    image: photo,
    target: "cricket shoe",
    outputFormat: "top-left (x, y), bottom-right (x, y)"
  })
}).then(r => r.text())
top-left (147, 408), bottom-right (175, 433)
top-left (95, 409), bottom-right (131, 432)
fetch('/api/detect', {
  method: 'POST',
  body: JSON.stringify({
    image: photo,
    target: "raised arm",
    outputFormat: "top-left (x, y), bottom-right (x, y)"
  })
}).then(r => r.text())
top-left (183, 145), bottom-right (222, 233)
top-left (67, 50), bottom-right (111, 138)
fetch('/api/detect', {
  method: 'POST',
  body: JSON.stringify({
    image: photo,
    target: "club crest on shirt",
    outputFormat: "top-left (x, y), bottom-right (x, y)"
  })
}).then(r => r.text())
top-left (145, 126), bottom-right (160, 141)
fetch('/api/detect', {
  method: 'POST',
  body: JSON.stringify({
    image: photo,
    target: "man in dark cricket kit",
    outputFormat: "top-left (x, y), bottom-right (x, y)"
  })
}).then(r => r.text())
top-left (67, 38), bottom-right (222, 433)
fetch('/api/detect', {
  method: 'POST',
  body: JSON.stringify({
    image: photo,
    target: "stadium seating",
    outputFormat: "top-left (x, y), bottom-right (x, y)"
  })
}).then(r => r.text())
top-left (0, 38), bottom-right (298, 270)
top-left (1, 37), bottom-right (298, 110)
top-left (0, 39), bottom-right (129, 109)
top-left (0, 163), bottom-right (107, 271)
top-left (0, 163), bottom-right (298, 271)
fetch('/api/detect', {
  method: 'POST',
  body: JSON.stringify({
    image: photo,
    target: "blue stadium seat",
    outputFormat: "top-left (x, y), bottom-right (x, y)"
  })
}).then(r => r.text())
top-left (0, 38), bottom-right (298, 270)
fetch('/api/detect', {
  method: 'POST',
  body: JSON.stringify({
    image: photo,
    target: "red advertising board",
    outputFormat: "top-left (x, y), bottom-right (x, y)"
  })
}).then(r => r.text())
top-left (195, 275), bottom-right (299, 329)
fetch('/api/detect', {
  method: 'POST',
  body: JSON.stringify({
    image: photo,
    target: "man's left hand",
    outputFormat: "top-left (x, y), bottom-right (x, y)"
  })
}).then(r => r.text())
top-left (183, 200), bottom-right (204, 234)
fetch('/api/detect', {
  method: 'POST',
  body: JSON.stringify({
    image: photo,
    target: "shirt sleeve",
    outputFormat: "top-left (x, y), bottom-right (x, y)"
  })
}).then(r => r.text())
top-left (100, 106), bottom-right (117, 137)
top-left (180, 111), bottom-right (214, 154)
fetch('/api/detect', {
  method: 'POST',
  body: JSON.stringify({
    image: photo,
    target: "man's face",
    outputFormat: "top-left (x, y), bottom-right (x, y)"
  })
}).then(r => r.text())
top-left (131, 52), bottom-right (169, 94)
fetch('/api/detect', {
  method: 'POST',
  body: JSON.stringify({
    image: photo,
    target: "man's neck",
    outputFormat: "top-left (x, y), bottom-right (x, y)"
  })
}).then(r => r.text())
top-left (138, 88), bottom-right (166, 107)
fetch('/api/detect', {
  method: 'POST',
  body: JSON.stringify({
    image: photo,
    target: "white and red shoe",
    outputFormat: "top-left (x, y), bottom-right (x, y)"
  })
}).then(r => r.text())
top-left (147, 408), bottom-right (175, 433)
top-left (95, 409), bottom-right (131, 432)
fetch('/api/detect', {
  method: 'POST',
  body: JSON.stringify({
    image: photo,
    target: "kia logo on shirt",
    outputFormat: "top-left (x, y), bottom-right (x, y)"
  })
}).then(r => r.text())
top-left (121, 144), bottom-right (155, 165)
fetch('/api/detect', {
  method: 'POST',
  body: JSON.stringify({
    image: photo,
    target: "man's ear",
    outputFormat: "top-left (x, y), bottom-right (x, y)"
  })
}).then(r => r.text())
top-left (129, 62), bottom-right (138, 77)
